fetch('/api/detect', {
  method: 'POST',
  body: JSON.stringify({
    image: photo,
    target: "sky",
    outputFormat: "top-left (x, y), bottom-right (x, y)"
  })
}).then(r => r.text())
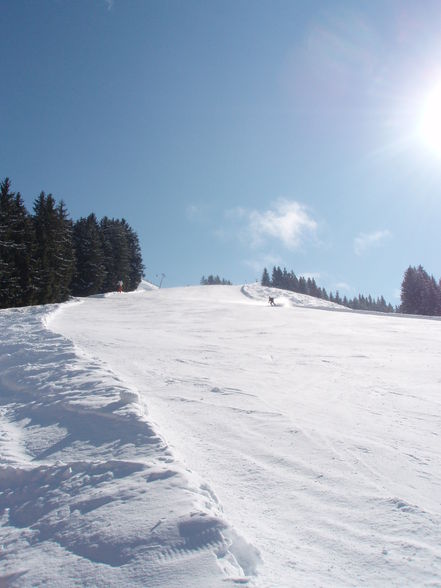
top-left (2, 0), bottom-right (441, 300)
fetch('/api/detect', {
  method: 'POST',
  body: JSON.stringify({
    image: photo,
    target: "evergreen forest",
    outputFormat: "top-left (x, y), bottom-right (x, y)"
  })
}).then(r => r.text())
top-left (200, 275), bottom-right (232, 285)
top-left (0, 178), bottom-right (144, 309)
top-left (262, 265), bottom-right (441, 316)
top-left (261, 266), bottom-right (395, 313)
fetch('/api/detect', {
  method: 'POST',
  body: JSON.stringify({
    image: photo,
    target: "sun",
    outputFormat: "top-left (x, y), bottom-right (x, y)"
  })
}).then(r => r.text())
top-left (419, 81), bottom-right (441, 156)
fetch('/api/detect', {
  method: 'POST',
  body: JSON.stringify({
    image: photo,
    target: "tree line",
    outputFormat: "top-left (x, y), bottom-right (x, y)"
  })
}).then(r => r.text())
top-left (261, 266), bottom-right (394, 313)
top-left (200, 274), bottom-right (232, 285)
top-left (262, 264), bottom-right (441, 316)
top-left (0, 178), bottom-right (144, 309)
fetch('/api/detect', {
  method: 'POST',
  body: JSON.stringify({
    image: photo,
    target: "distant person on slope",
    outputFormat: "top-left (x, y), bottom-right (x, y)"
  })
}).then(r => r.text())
top-left (117, 280), bottom-right (123, 293)
top-left (268, 296), bottom-right (276, 306)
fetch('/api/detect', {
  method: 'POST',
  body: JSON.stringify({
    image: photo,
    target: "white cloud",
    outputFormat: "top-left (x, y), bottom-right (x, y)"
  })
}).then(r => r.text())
top-left (104, 0), bottom-right (114, 10)
top-left (354, 229), bottom-right (392, 256)
top-left (227, 199), bottom-right (318, 250)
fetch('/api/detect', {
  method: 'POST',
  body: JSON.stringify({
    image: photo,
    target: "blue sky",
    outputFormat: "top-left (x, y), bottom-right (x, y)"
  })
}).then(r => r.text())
top-left (2, 0), bottom-right (441, 300)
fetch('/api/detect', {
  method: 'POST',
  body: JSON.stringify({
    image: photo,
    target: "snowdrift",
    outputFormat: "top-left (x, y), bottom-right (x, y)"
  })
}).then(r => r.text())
top-left (0, 302), bottom-right (252, 587)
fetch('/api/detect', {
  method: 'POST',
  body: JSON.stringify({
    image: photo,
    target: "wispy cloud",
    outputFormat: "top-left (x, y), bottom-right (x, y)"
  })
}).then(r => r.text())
top-left (226, 199), bottom-right (318, 250)
top-left (104, 0), bottom-right (114, 11)
top-left (249, 200), bottom-right (318, 249)
top-left (354, 229), bottom-right (392, 256)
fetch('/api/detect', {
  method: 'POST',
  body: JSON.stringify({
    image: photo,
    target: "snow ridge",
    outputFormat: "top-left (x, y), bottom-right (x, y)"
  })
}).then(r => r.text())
top-left (0, 304), bottom-right (254, 586)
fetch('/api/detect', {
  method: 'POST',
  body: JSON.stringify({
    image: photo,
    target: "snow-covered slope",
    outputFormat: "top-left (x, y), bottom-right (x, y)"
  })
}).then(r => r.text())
top-left (1, 284), bottom-right (441, 587)
top-left (241, 283), bottom-right (348, 310)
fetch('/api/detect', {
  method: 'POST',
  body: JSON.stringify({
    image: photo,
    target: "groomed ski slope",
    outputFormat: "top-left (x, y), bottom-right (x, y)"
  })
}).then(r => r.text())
top-left (1, 283), bottom-right (441, 587)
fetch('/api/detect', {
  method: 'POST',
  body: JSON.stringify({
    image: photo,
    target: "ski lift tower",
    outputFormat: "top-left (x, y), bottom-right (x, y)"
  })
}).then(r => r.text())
top-left (156, 273), bottom-right (166, 288)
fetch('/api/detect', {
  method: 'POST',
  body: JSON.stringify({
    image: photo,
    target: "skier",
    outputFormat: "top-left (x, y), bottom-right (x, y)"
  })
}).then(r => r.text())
top-left (268, 296), bottom-right (276, 306)
top-left (117, 280), bottom-right (123, 293)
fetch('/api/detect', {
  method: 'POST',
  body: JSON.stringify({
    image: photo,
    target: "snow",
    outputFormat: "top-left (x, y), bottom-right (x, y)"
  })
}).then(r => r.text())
top-left (1, 282), bottom-right (441, 587)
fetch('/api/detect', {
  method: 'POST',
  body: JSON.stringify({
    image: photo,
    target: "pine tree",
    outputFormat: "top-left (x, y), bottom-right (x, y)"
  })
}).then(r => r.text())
top-left (121, 219), bottom-right (144, 290)
top-left (0, 179), bottom-right (36, 308)
top-left (271, 266), bottom-right (283, 288)
top-left (33, 192), bottom-right (55, 304)
top-left (400, 266), bottom-right (424, 314)
top-left (298, 276), bottom-right (307, 294)
top-left (261, 267), bottom-right (271, 287)
top-left (307, 278), bottom-right (319, 297)
top-left (16, 192), bottom-right (37, 306)
top-left (286, 270), bottom-right (299, 292)
top-left (281, 268), bottom-right (289, 290)
top-left (33, 192), bottom-right (75, 304)
top-left (420, 272), bottom-right (441, 316)
top-left (54, 200), bottom-right (75, 301)
top-left (100, 217), bottom-right (131, 292)
top-left (71, 214), bottom-right (106, 296)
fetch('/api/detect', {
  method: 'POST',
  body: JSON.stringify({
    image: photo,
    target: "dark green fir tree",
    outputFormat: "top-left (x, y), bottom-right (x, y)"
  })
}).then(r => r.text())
top-left (71, 213), bottom-right (106, 296)
top-left (0, 178), bottom-right (36, 308)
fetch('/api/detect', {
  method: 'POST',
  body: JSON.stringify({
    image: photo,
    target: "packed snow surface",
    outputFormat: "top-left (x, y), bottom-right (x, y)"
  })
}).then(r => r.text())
top-left (1, 282), bottom-right (441, 587)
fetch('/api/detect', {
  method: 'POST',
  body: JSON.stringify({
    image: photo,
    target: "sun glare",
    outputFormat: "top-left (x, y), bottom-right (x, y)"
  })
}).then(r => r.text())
top-left (419, 81), bottom-right (441, 156)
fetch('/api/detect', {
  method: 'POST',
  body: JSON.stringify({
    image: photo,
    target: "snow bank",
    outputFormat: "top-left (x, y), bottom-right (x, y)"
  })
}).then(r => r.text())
top-left (0, 303), bottom-right (252, 587)
top-left (135, 280), bottom-right (159, 292)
